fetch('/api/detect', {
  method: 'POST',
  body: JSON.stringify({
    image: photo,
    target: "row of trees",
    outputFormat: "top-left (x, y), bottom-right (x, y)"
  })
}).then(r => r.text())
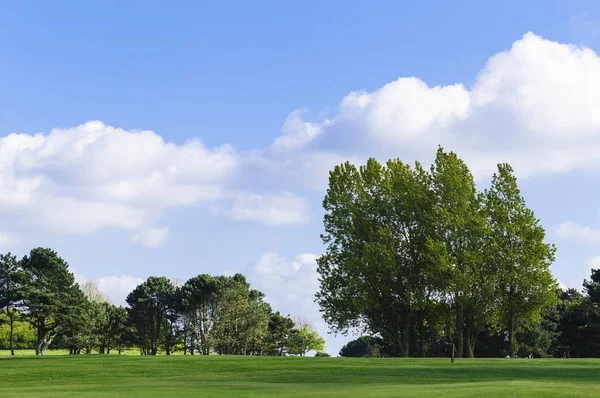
top-left (0, 249), bottom-right (325, 356)
top-left (317, 147), bottom-right (557, 358)
top-left (338, 269), bottom-right (600, 358)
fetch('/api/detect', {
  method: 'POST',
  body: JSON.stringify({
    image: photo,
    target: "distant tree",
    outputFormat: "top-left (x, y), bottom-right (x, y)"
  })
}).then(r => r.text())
top-left (81, 281), bottom-right (108, 303)
top-left (179, 274), bottom-right (222, 355)
top-left (213, 277), bottom-right (270, 355)
top-left (265, 312), bottom-right (295, 356)
top-left (575, 270), bottom-right (600, 356)
top-left (484, 164), bottom-right (558, 358)
top-left (339, 336), bottom-right (386, 357)
top-left (0, 253), bottom-right (22, 355)
top-left (58, 290), bottom-right (98, 354)
top-left (314, 351), bottom-right (330, 357)
top-left (287, 318), bottom-right (325, 356)
top-left (19, 248), bottom-right (83, 355)
top-left (126, 276), bottom-right (176, 355)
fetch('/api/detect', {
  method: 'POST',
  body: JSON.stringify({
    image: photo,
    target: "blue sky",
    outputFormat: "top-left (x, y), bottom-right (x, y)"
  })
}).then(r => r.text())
top-left (2, 1), bottom-right (600, 355)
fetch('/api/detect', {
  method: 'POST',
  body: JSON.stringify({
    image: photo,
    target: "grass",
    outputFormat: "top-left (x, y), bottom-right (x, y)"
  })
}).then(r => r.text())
top-left (1, 355), bottom-right (600, 397)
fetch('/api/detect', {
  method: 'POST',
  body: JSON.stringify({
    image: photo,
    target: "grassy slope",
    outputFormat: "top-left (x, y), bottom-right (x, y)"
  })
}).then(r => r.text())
top-left (0, 356), bottom-right (599, 397)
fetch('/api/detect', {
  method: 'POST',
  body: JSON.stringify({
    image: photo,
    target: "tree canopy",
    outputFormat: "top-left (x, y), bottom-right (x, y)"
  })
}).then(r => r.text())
top-left (316, 148), bottom-right (557, 358)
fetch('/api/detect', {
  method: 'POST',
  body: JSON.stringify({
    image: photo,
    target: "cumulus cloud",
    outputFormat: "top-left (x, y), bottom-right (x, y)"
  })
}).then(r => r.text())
top-left (72, 268), bottom-right (143, 305)
top-left (219, 192), bottom-right (311, 226)
top-left (0, 121), bottom-right (238, 244)
top-left (250, 253), bottom-right (320, 315)
top-left (271, 110), bottom-right (325, 151)
top-left (555, 221), bottom-right (600, 244)
top-left (129, 227), bottom-right (170, 249)
top-left (0, 232), bottom-right (16, 247)
top-left (96, 274), bottom-right (144, 305)
top-left (260, 32), bottom-right (600, 188)
top-left (247, 252), bottom-right (334, 351)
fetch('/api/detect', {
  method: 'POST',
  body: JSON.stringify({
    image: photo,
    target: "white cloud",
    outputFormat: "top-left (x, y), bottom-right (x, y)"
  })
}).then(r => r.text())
top-left (72, 269), bottom-right (143, 306)
top-left (224, 192), bottom-right (311, 226)
top-left (0, 232), bottom-right (16, 247)
top-left (248, 252), bottom-right (338, 354)
top-left (555, 221), bottom-right (600, 244)
top-left (585, 256), bottom-right (600, 273)
top-left (271, 110), bottom-right (325, 151)
top-left (261, 32), bottom-right (600, 188)
top-left (96, 275), bottom-right (144, 305)
top-left (0, 121), bottom-right (238, 244)
top-left (129, 227), bottom-right (170, 249)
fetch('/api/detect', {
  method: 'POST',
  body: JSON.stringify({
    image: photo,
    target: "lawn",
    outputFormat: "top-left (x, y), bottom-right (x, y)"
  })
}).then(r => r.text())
top-left (0, 355), bottom-right (599, 397)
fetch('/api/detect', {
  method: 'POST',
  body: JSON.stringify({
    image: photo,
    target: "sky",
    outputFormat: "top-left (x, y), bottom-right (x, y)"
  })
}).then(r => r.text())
top-left (2, 0), bottom-right (600, 356)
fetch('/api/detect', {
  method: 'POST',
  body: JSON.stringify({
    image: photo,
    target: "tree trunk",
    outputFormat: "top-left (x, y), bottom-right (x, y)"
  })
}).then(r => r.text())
top-left (36, 329), bottom-right (44, 356)
top-left (464, 310), bottom-right (474, 358)
top-left (418, 317), bottom-right (426, 358)
top-left (507, 286), bottom-right (516, 358)
top-left (456, 305), bottom-right (464, 359)
top-left (508, 318), bottom-right (515, 358)
top-left (465, 327), bottom-right (474, 358)
top-left (401, 316), bottom-right (410, 358)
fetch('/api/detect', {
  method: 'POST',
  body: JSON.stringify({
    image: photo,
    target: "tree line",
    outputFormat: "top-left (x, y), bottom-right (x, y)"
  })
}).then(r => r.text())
top-left (316, 147), bottom-right (559, 358)
top-left (0, 249), bottom-right (325, 356)
top-left (337, 269), bottom-right (600, 358)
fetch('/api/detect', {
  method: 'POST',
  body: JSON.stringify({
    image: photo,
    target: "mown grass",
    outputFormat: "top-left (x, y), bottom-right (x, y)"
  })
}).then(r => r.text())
top-left (0, 355), bottom-right (599, 397)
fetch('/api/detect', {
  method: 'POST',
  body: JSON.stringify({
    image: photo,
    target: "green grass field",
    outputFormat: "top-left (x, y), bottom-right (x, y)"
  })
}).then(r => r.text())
top-left (1, 355), bottom-right (599, 397)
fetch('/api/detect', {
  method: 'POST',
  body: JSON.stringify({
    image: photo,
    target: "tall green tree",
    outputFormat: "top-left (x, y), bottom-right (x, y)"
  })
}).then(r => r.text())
top-left (19, 248), bottom-right (83, 355)
top-left (427, 148), bottom-right (496, 358)
top-left (316, 158), bottom-right (435, 357)
top-left (179, 274), bottom-right (222, 355)
top-left (265, 311), bottom-right (295, 356)
top-left (126, 276), bottom-right (177, 355)
top-left (0, 253), bottom-right (22, 356)
top-left (484, 164), bottom-right (557, 357)
top-left (213, 278), bottom-right (270, 355)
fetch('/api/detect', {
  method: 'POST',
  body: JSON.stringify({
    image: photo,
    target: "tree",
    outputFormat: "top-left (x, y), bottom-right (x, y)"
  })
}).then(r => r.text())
top-left (212, 277), bottom-right (270, 355)
top-left (0, 253), bottom-right (22, 356)
top-left (19, 248), bottom-right (83, 355)
top-left (126, 276), bottom-right (177, 355)
top-left (81, 281), bottom-right (108, 303)
top-left (484, 164), bottom-right (557, 357)
top-left (316, 158), bottom-right (435, 357)
top-left (339, 336), bottom-right (387, 357)
top-left (287, 318), bottom-right (325, 356)
top-left (101, 304), bottom-right (129, 354)
top-left (265, 312), bottom-right (295, 356)
top-left (179, 274), bottom-right (222, 355)
top-left (427, 148), bottom-right (496, 358)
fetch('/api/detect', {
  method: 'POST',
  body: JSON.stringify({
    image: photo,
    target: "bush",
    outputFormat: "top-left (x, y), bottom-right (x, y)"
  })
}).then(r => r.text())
top-left (315, 351), bottom-right (331, 357)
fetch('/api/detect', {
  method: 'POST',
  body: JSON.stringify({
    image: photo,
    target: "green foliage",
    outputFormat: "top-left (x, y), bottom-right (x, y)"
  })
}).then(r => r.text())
top-left (265, 312), bottom-right (295, 356)
top-left (287, 323), bottom-right (325, 356)
top-left (317, 148), bottom-right (558, 358)
top-left (0, 253), bottom-right (22, 355)
top-left (19, 248), bottom-right (83, 355)
top-left (126, 276), bottom-right (177, 355)
top-left (484, 164), bottom-right (558, 357)
top-left (0, 316), bottom-right (35, 349)
top-left (339, 336), bottom-right (387, 357)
